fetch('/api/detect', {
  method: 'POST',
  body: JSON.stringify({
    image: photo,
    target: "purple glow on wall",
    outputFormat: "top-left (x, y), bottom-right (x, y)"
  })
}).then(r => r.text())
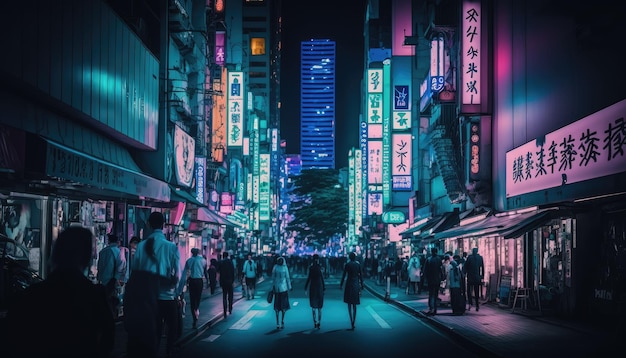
top-left (392, 0), bottom-right (413, 56)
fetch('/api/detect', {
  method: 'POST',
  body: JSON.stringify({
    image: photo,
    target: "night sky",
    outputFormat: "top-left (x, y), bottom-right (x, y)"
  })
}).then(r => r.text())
top-left (280, 0), bottom-right (367, 169)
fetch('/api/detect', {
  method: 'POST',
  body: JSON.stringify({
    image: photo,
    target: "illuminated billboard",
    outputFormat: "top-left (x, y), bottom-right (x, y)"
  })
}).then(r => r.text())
top-left (506, 99), bottom-right (626, 198)
top-left (392, 133), bottom-right (412, 191)
top-left (461, 1), bottom-right (481, 106)
top-left (227, 71), bottom-right (244, 147)
top-left (174, 125), bottom-right (196, 187)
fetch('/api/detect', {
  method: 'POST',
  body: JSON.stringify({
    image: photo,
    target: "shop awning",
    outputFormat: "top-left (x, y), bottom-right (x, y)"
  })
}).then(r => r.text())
top-left (433, 208), bottom-right (562, 241)
top-left (400, 218), bottom-right (434, 238)
top-left (419, 211), bottom-right (460, 238)
top-left (40, 137), bottom-right (169, 201)
top-left (401, 211), bottom-right (460, 239)
top-left (497, 208), bottom-right (568, 239)
top-left (196, 207), bottom-right (243, 228)
top-left (169, 185), bottom-right (205, 207)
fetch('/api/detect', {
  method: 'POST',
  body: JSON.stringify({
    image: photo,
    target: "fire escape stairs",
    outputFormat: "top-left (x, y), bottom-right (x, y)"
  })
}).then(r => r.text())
top-left (431, 124), bottom-right (465, 203)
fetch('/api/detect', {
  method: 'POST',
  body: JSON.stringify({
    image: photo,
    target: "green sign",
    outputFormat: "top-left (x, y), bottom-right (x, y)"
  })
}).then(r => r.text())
top-left (382, 210), bottom-right (405, 224)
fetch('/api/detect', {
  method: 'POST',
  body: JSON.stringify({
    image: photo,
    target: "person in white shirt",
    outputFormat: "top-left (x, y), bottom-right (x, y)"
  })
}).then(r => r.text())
top-left (126, 211), bottom-right (180, 357)
top-left (97, 233), bottom-right (123, 318)
top-left (179, 248), bottom-right (207, 328)
top-left (242, 254), bottom-right (258, 300)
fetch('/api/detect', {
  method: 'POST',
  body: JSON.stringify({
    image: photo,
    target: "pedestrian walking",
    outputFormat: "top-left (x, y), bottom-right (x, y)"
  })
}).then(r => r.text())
top-left (124, 211), bottom-right (181, 358)
top-left (207, 258), bottom-right (218, 295)
top-left (423, 247), bottom-right (444, 315)
top-left (97, 233), bottom-right (123, 318)
top-left (406, 254), bottom-right (421, 294)
top-left (449, 255), bottom-right (466, 315)
top-left (304, 254), bottom-right (326, 329)
top-left (179, 248), bottom-right (207, 328)
top-left (6, 226), bottom-right (115, 357)
top-left (218, 251), bottom-right (236, 318)
top-left (272, 256), bottom-right (292, 329)
top-left (339, 252), bottom-right (364, 329)
top-left (463, 247), bottom-right (485, 311)
top-left (242, 253), bottom-right (258, 299)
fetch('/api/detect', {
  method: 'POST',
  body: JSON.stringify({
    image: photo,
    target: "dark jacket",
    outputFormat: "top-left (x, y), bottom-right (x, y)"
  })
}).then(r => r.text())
top-left (463, 253), bottom-right (485, 285)
top-left (218, 258), bottom-right (236, 285)
top-left (423, 254), bottom-right (443, 285)
top-left (6, 269), bottom-right (115, 357)
top-left (304, 262), bottom-right (326, 308)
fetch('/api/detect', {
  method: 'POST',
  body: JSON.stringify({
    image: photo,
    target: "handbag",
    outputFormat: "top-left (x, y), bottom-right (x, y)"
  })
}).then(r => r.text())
top-left (266, 288), bottom-right (274, 303)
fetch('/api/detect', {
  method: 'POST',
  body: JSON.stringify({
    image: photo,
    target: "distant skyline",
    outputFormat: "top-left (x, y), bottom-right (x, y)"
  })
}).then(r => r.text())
top-left (280, 0), bottom-right (367, 169)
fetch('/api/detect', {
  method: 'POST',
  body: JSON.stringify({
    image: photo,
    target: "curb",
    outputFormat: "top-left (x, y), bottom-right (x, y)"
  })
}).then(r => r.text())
top-left (363, 283), bottom-right (501, 358)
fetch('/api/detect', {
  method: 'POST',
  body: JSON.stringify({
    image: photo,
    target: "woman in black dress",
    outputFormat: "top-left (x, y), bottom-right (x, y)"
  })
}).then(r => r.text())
top-left (339, 252), bottom-right (364, 329)
top-left (304, 254), bottom-right (326, 329)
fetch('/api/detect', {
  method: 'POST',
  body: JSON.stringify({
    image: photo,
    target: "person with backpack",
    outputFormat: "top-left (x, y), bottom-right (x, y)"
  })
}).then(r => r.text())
top-left (242, 253), bottom-right (258, 300)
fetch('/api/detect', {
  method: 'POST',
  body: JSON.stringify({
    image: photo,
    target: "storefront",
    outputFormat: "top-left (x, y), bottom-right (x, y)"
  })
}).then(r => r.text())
top-left (433, 207), bottom-right (574, 311)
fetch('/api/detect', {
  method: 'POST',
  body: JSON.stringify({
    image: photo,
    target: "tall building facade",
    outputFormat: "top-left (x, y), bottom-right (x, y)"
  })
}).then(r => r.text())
top-left (300, 39), bottom-right (336, 170)
top-left (355, 0), bottom-right (626, 322)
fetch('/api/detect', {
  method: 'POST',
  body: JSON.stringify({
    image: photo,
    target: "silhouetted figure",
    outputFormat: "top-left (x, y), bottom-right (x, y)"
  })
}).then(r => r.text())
top-left (207, 258), bottom-right (218, 294)
top-left (218, 251), bottom-right (236, 318)
top-left (304, 254), bottom-right (326, 328)
top-left (6, 226), bottom-right (115, 357)
top-left (424, 247), bottom-right (443, 315)
top-left (463, 247), bottom-right (485, 311)
top-left (340, 252), bottom-right (364, 329)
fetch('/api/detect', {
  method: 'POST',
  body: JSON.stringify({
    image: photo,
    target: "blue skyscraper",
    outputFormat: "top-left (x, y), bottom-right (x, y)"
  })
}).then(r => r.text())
top-left (300, 39), bottom-right (335, 169)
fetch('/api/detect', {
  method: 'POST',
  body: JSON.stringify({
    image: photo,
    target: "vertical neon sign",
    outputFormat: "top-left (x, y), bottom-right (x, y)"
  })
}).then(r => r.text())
top-left (462, 1), bottom-right (481, 106)
top-left (382, 60), bottom-right (391, 207)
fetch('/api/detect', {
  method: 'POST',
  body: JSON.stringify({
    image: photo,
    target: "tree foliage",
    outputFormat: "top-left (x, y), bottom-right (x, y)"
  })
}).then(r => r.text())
top-left (285, 168), bottom-right (348, 246)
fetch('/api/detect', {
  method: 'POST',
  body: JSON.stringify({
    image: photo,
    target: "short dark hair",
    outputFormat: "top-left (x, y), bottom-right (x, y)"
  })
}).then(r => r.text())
top-left (129, 236), bottom-right (140, 245)
top-left (51, 226), bottom-right (94, 271)
top-left (222, 251), bottom-right (229, 259)
top-left (148, 211), bottom-right (165, 229)
top-left (431, 248), bottom-right (438, 255)
top-left (107, 233), bottom-right (118, 243)
top-left (349, 252), bottom-right (356, 261)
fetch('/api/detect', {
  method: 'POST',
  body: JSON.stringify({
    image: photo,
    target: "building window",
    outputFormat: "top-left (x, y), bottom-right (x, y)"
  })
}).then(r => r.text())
top-left (251, 38), bottom-right (265, 55)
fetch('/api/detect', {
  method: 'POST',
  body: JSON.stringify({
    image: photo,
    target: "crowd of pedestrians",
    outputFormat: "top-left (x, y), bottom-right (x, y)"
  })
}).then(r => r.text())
top-left (4, 213), bottom-right (490, 358)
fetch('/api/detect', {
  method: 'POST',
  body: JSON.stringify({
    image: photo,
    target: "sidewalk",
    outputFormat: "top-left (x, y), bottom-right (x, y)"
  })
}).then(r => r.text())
top-left (363, 277), bottom-right (620, 357)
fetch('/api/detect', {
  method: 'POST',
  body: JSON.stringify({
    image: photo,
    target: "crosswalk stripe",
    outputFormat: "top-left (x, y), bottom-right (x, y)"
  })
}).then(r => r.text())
top-left (203, 334), bottom-right (220, 342)
top-left (366, 305), bottom-right (391, 329)
top-left (230, 310), bottom-right (265, 330)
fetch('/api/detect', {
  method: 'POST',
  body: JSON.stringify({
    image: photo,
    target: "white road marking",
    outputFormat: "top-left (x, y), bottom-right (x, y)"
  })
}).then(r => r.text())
top-left (292, 301), bottom-right (299, 306)
top-left (366, 305), bottom-right (391, 329)
top-left (230, 310), bottom-right (265, 330)
top-left (203, 334), bottom-right (220, 342)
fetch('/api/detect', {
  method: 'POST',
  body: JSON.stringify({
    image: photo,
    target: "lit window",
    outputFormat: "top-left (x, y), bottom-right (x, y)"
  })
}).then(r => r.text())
top-left (251, 38), bottom-right (265, 55)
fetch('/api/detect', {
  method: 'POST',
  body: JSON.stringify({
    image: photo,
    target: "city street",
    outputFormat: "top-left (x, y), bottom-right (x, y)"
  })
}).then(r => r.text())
top-left (172, 275), bottom-right (479, 358)
top-left (111, 272), bottom-right (620, 357)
